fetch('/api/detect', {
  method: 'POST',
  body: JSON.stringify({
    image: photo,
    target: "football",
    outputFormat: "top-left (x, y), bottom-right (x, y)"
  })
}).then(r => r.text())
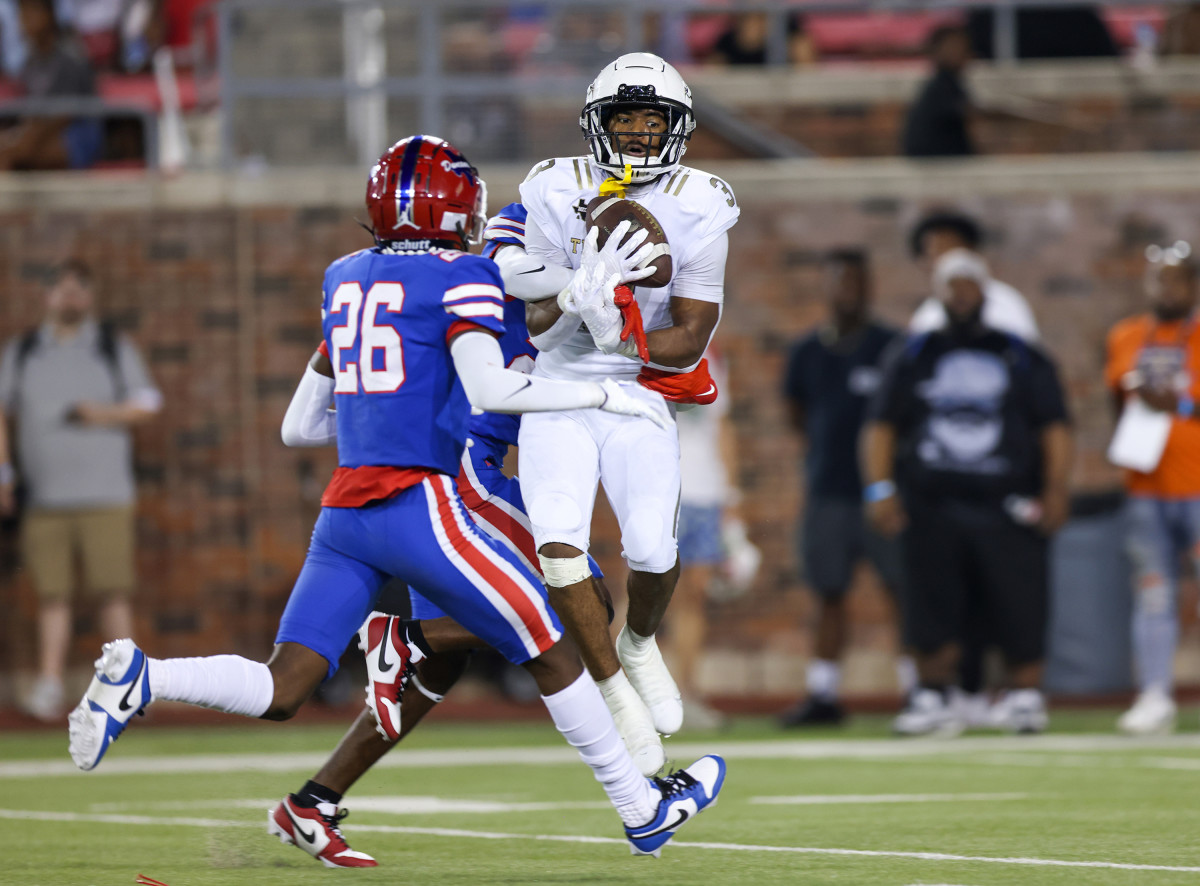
top-left (584, 196), bottom-right (672, 287)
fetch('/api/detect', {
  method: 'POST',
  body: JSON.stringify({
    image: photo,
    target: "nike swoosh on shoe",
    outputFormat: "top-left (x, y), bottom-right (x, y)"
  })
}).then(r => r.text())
top-left (117, 660), bottom-right (146, 713)
top-left (636, 808), bottom-right (689, 838)
top-left (285, 807), bottom-right (320, 845)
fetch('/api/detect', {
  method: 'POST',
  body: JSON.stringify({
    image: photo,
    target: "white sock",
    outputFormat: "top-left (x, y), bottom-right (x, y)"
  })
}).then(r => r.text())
top-left (149, 655), bottom-right (274, 718)
top-left (595, 667), bottom-right (635, 702)
top-left (806, 659), bottom-right (840, 701)
top-left (620, 626), bottom-right (655, 656)
top-left (542, 671), bottom-right (656, 827)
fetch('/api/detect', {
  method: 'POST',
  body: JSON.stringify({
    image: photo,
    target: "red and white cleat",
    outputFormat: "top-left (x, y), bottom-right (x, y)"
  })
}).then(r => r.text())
top-left (357, 611), bottom-right (425, 741)
top-left (267, 795), bottom-right (377, 868)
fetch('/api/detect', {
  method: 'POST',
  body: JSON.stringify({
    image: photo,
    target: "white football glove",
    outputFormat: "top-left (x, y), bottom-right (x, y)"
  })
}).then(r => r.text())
top-left (592, 220), bottom-right (656, 286)
top-left (597, 378), bottom-right (671, 430)
top-left (563, 226), bottom-right (656, 358)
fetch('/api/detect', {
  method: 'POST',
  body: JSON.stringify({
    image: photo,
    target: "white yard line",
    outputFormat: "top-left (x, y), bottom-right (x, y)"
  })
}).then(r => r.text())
top-left (89, 796), bottom-right (612, 815)
top-left (750, 792), bottom-right (1030, 805)
top-left (91, 793), bottom-right (1023, 814)
top-left (0, 808), bottom-right (1197, 873)
top-left (5, 733), bottom-right (1200, 779)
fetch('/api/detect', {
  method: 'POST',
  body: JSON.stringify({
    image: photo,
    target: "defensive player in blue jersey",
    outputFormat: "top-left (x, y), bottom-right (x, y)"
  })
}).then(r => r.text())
top-left (265, 202), bottom-right (622, 867)
top-left (66, 135), bottom-right (726, 863)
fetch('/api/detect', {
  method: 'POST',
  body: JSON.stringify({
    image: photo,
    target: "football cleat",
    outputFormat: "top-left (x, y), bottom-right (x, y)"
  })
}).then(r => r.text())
top-left (67, 639), bottom-right (152, 771)
top-left (357, 612), bottom-right (425, 741)
top-left (268, 795), bottom-right (377, 868)
top-left (625, 754), bottom-right (726, 857)
top-left (616, 626), bottom-right (683, 735)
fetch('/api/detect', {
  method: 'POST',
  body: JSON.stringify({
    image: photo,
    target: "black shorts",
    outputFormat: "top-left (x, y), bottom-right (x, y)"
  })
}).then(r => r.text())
top-left (799, 496), bottom-right (904, 598)
top-left (900, 498), bottom-right (1048, 665)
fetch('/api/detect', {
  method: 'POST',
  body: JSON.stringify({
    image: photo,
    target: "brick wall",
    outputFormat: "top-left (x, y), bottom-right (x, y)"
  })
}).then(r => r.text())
top-left (3, 161), bottom-right (1198, 699)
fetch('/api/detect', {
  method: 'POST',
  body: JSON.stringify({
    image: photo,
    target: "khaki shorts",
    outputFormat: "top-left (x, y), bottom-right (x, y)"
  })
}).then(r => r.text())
top-left (21, 505), bottom-right (136, 599)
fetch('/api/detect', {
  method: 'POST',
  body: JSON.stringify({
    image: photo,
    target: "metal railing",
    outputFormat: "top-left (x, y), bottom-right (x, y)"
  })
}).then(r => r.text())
top-left (214, 0), bottom-right (1165, 169)
top-left (0, 96), bottom-right (159, 168)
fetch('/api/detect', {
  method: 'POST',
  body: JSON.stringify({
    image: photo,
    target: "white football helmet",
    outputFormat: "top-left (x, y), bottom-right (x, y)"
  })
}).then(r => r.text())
top-left (580, 52), bottom-right (695, 185)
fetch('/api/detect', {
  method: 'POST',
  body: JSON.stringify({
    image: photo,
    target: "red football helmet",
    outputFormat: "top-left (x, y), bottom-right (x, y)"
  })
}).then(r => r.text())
top-left (365, 135), bottom-right (487, 248)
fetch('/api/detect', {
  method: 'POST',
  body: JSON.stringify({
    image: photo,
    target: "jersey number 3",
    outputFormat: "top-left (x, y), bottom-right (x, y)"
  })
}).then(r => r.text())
top-left (329, 281), bottom-right (406, 394)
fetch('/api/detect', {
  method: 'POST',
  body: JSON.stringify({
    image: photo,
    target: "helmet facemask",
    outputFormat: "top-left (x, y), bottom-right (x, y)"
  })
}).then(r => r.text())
top-left (581, 84), bottom-right (694, 184)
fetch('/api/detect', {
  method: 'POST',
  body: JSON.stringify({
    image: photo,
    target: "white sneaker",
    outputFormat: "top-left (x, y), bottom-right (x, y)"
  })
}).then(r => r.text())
top-left (949, 688), bottom-right (992, 729)
top-left (1118, 688), bottom-right (1176, 736)
top-left (625, 755), bottom-right (726, 857)
top-left (601, 672), bottom-right (665, 777)
top-left (21, 676), bottom-right (64, 722)
top-left (893, 688), bottom-right (965, 737)
top-left (616, 626), bottom-right (683, 735)
top-left (989, 689), bottom-right (1049, 734)
top-left (67, 639), bottom-right (153, 771)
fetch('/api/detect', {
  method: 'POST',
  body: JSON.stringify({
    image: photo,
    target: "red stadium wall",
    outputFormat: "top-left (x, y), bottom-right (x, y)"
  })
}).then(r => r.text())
top-left (2, 159), bottom-right (1198, 702)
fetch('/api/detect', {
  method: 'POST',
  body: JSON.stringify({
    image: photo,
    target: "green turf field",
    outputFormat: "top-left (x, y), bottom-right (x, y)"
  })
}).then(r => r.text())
top-left (3, 710), bottom-right (1200, 885)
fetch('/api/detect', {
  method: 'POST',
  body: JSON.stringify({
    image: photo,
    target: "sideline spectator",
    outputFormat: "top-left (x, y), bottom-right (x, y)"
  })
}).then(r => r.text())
top-left (659, 348), bottom-right (753, 730)
top-left (0, 259), bottom-right (161, 721)
top-left (909, 211), bottom-right (1040, 342)
top-left (0, 0), bottom-right (101, 170)
top-left (909, 214), bottom-right (1039, 724)
top-left (1105, 242), bottom-right (1200, 736)
top-left (707, 12), bottom-right (816, 66)
top-left (901, 25), bottom-right (974, 158)
top-left (864, 249), bottom-right (1072, 736)
top-left (779, 250), bottom-right (907, 727)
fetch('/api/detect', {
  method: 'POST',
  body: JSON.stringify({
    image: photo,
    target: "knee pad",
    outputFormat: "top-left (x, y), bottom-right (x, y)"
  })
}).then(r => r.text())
top-left (528, 492), bottom-right (585, 535)
top-left (538, 552), bottom-right (591, 588)
top-left (621, 508), bottom-right (675, 572)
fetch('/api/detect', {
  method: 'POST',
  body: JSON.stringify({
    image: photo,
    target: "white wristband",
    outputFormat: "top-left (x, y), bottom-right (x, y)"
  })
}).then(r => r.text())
top-left (0, 463), bottom-right (12, 485)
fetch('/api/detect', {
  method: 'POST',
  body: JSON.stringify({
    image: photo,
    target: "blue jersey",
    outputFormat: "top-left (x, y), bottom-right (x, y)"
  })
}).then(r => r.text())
top-left (321, 246), bottom-right (505, 477)
top-left (471, 202), bottom-right (537, 448)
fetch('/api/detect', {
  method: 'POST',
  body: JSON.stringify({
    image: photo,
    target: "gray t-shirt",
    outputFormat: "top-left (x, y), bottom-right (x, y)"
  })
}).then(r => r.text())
top-left (0, 321), bottom-right (159, 509)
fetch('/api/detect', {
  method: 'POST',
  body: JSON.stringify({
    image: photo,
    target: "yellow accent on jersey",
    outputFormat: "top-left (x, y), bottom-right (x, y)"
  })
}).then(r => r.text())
top-left (598, 164), bottom-right (634, 198)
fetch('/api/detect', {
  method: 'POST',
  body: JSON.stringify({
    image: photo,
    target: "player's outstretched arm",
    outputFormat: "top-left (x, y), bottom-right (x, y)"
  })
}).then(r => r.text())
top-left (493, 245), bottom-right (574, 302)
top-left (281, 347), bottom-right (337, 447)
top-left (450, 331), bottom-right (670, 428)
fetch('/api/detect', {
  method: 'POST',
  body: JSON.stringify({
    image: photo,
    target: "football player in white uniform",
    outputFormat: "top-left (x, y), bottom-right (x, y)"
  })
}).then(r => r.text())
top-left (500, 52), bottom-right (740, 772)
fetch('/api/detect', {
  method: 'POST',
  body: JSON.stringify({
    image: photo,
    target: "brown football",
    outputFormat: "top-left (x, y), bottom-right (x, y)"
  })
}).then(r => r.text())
top-left (584, 195), bottom-right (672, 288)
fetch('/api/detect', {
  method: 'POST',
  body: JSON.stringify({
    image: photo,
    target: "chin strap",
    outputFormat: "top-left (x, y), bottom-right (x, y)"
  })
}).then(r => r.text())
top-left (599, 164), bottom-right (634, 198)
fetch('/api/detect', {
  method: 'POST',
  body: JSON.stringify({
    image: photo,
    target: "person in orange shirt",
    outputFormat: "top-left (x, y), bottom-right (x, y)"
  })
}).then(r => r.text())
top-left (1105, 241), bottom-right (1200, 735)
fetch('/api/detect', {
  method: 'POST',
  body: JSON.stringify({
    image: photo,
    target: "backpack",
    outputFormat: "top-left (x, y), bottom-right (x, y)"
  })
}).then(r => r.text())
top-left (15, 320), bottom-right (125, 399)
top-left (1, 321), bottom-right (126, 532)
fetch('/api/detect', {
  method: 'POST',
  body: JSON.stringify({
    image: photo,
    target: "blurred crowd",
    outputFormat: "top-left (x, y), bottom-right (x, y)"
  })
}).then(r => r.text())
top-left (773, 210), bottom-right (1198, 738)
top-left (6, 2), bottom-right (1200, 170)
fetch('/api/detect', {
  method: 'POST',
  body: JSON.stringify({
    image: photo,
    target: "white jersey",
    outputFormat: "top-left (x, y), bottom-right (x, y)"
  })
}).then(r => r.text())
top-left (519, 156), bottom-right (740, 381)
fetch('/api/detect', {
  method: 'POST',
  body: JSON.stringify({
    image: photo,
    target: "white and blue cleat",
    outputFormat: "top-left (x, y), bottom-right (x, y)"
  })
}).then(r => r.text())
top-left (67, 639), bottom-right (152, 771)
top-left (625, 754), bottom-right (726, 857)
